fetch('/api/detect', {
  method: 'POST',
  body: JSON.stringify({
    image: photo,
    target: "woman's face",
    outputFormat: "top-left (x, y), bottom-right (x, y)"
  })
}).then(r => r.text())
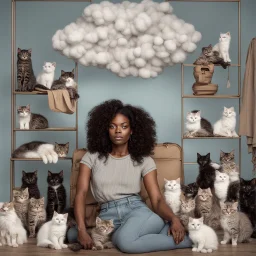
top-left (109, 113), bottom-right (132, 145)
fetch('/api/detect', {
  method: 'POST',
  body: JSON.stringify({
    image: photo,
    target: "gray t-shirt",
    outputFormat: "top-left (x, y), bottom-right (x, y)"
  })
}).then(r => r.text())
top-left (80, 152), bottom-right (156, 203)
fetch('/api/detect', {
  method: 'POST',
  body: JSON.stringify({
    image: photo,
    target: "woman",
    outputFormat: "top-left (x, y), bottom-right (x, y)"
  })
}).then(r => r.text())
top-left (67, 99), bottom-right (191, 253)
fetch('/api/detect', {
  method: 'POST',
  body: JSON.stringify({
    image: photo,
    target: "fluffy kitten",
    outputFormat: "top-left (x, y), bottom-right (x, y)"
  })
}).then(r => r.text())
top-left (0, 202), bottom-right (27, 247)
top-left (185, 110), bottom-right (213, 137)
top-left (164, 178), bottom-right (181, 215)
top-left (213, 32), bottom-right (231, 63)
top-left (188, 217), bottom-right (218, 253)
top-left (54, 142), bottom-right (69, 157)
top-left (214, 107), bottom-right (238, 137)
top-left (17, 104), bottom-right (48, 129)
top-left (12, 141), bottom-right (58, 164)
top-left (220, 150), bottom-right (237, 174)
top-left (36, 62), bottom-right (56, 89)
top-left (28, 197), bottom-right (46, 238)
top-left (21, 170), bottom-right (40, 199)
top-left (181, 182), bottom-right (199, 198)
top-left (214, 170), bottom-right (230, 202)
top-left (220, 201), bottom-right (253, 245)
top-left (37, 211), bottom-right (68, 250)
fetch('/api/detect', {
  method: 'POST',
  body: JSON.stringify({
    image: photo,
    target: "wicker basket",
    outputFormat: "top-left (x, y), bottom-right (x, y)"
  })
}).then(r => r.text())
top-left (192, 83), bottom-right (218, 95)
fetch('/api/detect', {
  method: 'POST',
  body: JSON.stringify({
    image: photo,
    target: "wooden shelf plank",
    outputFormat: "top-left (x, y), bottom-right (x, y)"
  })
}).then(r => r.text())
top-left (14, 91), bottom-right (47, 95)
top-left (166, 0), bottom-right (240, 2)
top-left (14, 128), bottom-right (77, 131)
top-left (15, 0), bottom-right (91, 2)
top-left (184, 162), bottom-right (197, 165)
top-left (183, 64), bottom-right (240, 67)
top-left (10, 157), bottom-right (72, 161)
top-left (183, 136), bottom-right (241, 139)
top-left (183, 95), bottom-right (240, 99)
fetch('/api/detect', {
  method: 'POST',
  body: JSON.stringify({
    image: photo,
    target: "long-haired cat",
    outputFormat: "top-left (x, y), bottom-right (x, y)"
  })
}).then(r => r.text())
top-left (21, 170), bottom-right (40, 199)
top-left (185, 110), bottom-right (213, 138)
top-left (214, 107), bottom-right (238, 137)
top-left (12, 141), bottom-right (58, 164)
top-left (214, 170), bottom-right (230, 202)
top-left (16, 48), bottom-right (36, 91)
top-left (37, 211), bottom-right (68, 250)
top-left (46, 170), bottom-right (66, 221)
top-left (164, 178), bottom-right (181, 215)
top-left (17, 104), bottom-right (48, 129)
top-left (54, 142), bottom-right (69, 157)
top-left (220, 201), bottom-right (253, 245)
top-left (36, 62), bottom-right (56, 89)
top-left (213, 32), bottom-right (231, 63)
top-left (220, 150), bottom-right (237, 174)
top-left (188, 217), bottom-right (218, 253)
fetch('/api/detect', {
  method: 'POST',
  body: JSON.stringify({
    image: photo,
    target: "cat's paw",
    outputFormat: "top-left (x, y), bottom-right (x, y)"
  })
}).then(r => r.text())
top-left (200, 248), bottom-right (207, 253)
top-left (232, 242), bottom-right (237, 246)
top-left (61, 244), bottom-right (68, 249)
top-left (96, 245), bottom-right (104, 250)
top-left (104, 242), bottom-right (114, 249)
top-left (192, 247), bottom-right (198, 252)
top-left (92, 246), bottom-right (97, 251)
top-left (54, 245), bottom-right (62, 250)
top-left (12, 243), bottom-right (18, 248)
top-left (207, 249), bottom-right (213, 253)
top-left (29, 234), bottom-right (36, 238)
top-left (221, 240), bottom-right (227, 245)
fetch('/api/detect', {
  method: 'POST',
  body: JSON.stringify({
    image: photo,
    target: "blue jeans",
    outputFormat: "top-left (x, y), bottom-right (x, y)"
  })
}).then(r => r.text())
top-left (67, 195), bottom-right (192, 253)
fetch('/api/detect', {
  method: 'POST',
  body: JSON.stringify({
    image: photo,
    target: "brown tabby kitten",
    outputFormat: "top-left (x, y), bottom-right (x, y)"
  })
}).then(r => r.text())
top-left (54, 142), bottom-right (69, 157)
top-left (16, 48), bottom-right (36, 91)
top-left (220, 150), bottom-right (236, 174)
top-left (28, 197), bottom-right (46, 238)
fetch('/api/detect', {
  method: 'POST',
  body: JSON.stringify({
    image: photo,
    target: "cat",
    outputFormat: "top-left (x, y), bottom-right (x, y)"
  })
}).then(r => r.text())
top-left (181, 182), bottom-right (199, 198)
top-left (220, 201), bottom-right (253, 245)
top-left (16, 48), bottom-right (36, 92)
top-left (36, 62), bottom-right (56, 89)
top-left (188, 217), bottom-right (218, 253)
top-left (226, 167), bottom-right (240, 203)
top-left (17, 104), bottom-right (48, 129)
top-left (214, 107), bottom-right (238, 137)
top-left (12, 141), bottom-right (58, 164)
top-left (196, 153), bottom-right (216, 189)
top-left (12, 187), bottom-right (29, 227)
top-left (214, 170), bottom-right (230, 202)
top-left (0, 202), bottom-right (27, 247)
top-left (46, 170), bottom-right (66, 221)
top-left (28, 197), bottom-right (46, 238)
top-left (213, 32), bottom-right (231, 63)
top-left (163, 177), bottom-right (181, 215)
top-left (185, 110), bottom-right (213, 138)
top-left (220, 150), bottom-right (237, 174)
top-left (21, 170), bottom-right (40, 199)
top-left (54, 142), bottom-right (69, 157)
top-left (37, 211), bottom-right (68, 250)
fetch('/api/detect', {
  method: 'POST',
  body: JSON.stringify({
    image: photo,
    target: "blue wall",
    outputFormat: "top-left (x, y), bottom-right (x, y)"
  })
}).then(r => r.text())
top-left (0, 0), bottom-right (255, 204)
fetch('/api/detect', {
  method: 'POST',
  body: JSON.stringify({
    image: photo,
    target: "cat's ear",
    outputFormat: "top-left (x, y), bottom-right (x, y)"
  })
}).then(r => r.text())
top-left (34, 170), bottom-right (38, 176)
top-left (55, 142), bottom-right (58, 147)
top-left (52, 62), bottom-right (56, 67)
top-left (251, 178), bottom-right (256, 186)
top-left (220, 150), bottom-right (225, 157)
top-left (96, 217), bottom-right (101, 225)
top-left (233, 201), bottom-right (238, 209)
top-left (61, 70), bottom-right (65, 75)
top-left (230, 106), bottom-right (235, 111)
top-left (48, 170), bottom-right (52, 177)
top-left (219, 201), bottom-right (225, 208)
top-left (13, 189), bottom-right (19, 196)
top-left (230, 149), bottom-right (235, 156)
top-left (164, 178), bottom-right (168, 183)
top-left (17, 48), bottom-right (21, 53)
top-left (65, 142), bottom-right (69, 148)
top-left (59, 170), bottom-right (64, 177)
top-left (63, 213), bottom-right (68, 219)
top-left (53, 211), bottom-right (58, 217)
top-left (24, 187), bottom-right (29, 194)
top-left (208, 44), bottom-right (212, 48)
top-left (71, 69), bottom-right (75, 75)
top-left (196, 111), bottom-right (201, 116)
top-left (197, 153), bottom-right (201, 159)
top-left (40, 197), bottom-right (45, 203)
top-left (28, 49), bottom-right (32, 54)
top-left (199, 217), bottom-right (204, 223)
top-left (189, 217), bottom-right (193, 222)
top-left (176, 177), bottom-right (181, 183)
top-left (30, 197), bottom-right (35, 203)
top-left (226, 32), bottom-right (231, 36)
top-left (22, 170), bottom-right (26, 177)
top-left (206, 153), bottom-right (210, 159)
top-left (224, 106), bottom-right (227, 111)
top-left (207, 188), bottom-right (212, 194)
top-left (186, 112), bottom-right (191, 116)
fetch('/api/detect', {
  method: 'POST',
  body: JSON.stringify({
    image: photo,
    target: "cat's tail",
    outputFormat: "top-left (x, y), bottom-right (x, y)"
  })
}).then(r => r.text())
top-left (34, 84), bottom-right (49, 91)
top-left (68, 242), bottom-right (84, 252)
top-left (37, 239), bottom-right (54, 248)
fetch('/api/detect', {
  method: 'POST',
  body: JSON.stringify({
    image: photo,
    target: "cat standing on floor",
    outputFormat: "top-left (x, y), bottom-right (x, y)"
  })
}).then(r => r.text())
top-left (37, 211), bottom-right (68, 250)
top-left (185, 110), bottom-right (213, 137)
top-left (17, 104), bottom-right (48, 129)
top-left (21, 170), bottom-right (40, 199)
top-left (36, 62), bottom-right (56, 89)
top-left (164, 178), bottom-right (182, 215)
top-left (213, 32), bottom-right (231, 63)
top-left (214, 170), bottom-right (230, 202)
top-left (214, 107), bottom-right (238, 137)
top-left (188, 217), bottom-right (218, 253)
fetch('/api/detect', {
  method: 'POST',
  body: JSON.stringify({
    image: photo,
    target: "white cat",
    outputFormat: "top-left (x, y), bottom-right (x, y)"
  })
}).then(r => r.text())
top-left (213, 32), bottom-right (231, 63)
top-left (214, 170), bottom-right (230, 202)
top-left (164, 178), bottom-right (181, 215)
top-left (36, 62), bottom-right (56, 89)
top-left (213, 107), bottom-right (238, 137)
top-left (37, 211), bottom-right (68, 250)
top-left (188, 217), bottom-right (218, 253)
top-left (0, 202), bottom-right (27, 247)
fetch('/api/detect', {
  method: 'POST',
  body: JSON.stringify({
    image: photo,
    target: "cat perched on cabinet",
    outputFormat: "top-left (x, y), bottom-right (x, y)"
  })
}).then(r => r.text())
top-left (17, 104), bottom-right (48, 129)
top-left (21, 170), bottom-right (40, 199)
top-left (16, 48), bottom-right (36, 91)
top-left (36, 62), bottom-right (56, 89)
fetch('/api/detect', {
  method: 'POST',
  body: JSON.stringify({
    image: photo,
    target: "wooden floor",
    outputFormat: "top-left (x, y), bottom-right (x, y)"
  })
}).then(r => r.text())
top-left (0, 237), bottom-right (255, 256)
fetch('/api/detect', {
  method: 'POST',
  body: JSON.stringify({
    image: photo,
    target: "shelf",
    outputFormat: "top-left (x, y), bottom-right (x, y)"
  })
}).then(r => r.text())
top-left (184, 162), bottom-right (197, 165)
top-left (13, 91), bottom-right (47, 95)
top-left (183, 64), bottom-right (240, 67)
top-left (166, 0), bottom-right (240, 2)
top-left (14, 128), bottom-right (77, 131)
top-left (183, 136), bottom-right (241, 139)
top-left (15, 0), bottom-right (91, 2)
top-left (182, 95), bottom-right (240, 99)
top-left (10, 157), bottom-right (72, 161)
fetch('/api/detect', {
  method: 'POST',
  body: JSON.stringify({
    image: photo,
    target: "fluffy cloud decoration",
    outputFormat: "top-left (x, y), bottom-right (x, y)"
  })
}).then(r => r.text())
top-left (52, 0), bottom-right (202, 78)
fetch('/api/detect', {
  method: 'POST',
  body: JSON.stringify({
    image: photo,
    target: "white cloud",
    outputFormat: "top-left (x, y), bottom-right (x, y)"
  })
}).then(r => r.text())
top-left (52, 0), bottom-right (201, 78)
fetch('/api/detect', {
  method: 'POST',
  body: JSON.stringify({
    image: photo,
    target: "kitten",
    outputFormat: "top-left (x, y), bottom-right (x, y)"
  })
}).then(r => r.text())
top-left (17, 104), bottom-right (48, 129)
top-left (13, 187), bottom-right (29, 227)
top-left (46, 170), bottom-right (66, 221)
top-left (28, 197), bottom-right (46, 238)
top-left (91, 217), bottom-right (115, 250)
top-left (220, 150), bottom-right (237, 174)
top-left (164, 178), bottom-right (181, 215)
top-left (181, 182), bottom-right (199, 198)
top-left (213, 32), bottom-right (231, 63)
top-left (16, 48), bottom-right (36, 91)
top-left (54, 142), bottom-right (69, 157)
top-left (185, 110), bottom-right (213, 138)
top-left (37, 211), bottom-right (68, 250)
top-left (214, 107), bottom-right (238, 137)
top-left (226, 167), bottom-right (240, 202)
top-left (214, 170), bottom-right (230, 202)
top-left (21, 170), bottom-right (40, 199)
top-left (196, 153), bottom-right (216, 189)
top-left (188, 217), bottom-right (218, 253)
top-left (220, 201), bottom-right (253, 245)
top-left (12, 141), bottom-right (58, 164)
top-left (36, 62), bottom-right (56, 89)
top-left (0, 202), bottom-right (27, 247)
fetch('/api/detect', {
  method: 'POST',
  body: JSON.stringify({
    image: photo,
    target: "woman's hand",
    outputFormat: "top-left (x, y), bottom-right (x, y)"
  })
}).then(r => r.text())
top-left (77, 230), bottom-right (94, 250)
top-left (168, 216), bottom-right (185, 244)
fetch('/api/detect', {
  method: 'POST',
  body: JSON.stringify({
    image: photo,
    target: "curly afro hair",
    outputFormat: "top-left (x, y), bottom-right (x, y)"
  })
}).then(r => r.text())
top-left (86, 99), bottom-right (157, 164)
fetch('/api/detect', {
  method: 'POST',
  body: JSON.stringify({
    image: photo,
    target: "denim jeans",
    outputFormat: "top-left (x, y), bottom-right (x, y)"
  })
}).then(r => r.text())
top-left (67, 195), bottom-right (192, 253)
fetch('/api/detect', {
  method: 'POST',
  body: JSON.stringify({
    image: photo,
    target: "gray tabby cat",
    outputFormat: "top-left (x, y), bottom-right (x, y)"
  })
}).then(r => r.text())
top-left (17, 105), bottom-right (48, 129)
top-left (28, 197), bottom-right (46, 238)
top-left (220, 150), bottom-right (237, 174)
top-left (13, 188), bottom-right (29, 228)
top-left (16, 48), bottom-right (36, 91)
top-left (220, 201), bottom-right (253, 245)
